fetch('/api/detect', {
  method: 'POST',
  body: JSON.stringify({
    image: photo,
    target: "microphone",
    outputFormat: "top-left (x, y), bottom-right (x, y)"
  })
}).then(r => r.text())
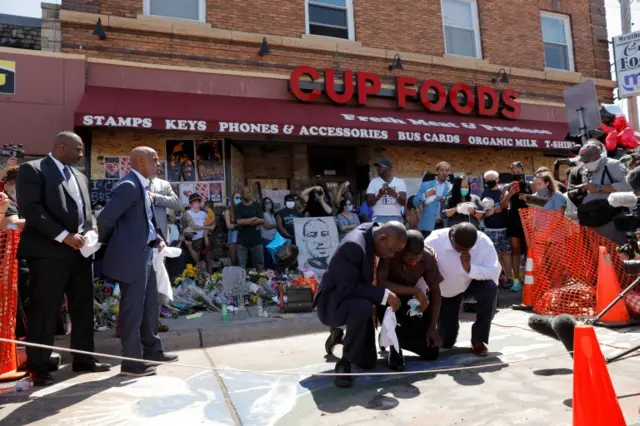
top-left (608, 192), bottom-right (639, 208)
top-left (552, 314), bottom-right (577, 357)
top-left (528, 314), bottom-right (576, 357)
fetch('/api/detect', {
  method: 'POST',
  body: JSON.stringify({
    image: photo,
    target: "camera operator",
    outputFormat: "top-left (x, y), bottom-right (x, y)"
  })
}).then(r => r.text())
top-left (571, 141), bottom-right (631, 245)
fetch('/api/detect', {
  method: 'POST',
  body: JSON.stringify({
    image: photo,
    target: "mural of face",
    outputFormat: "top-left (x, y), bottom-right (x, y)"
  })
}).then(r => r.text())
top-left (303, 219), bottom-right (332, 260)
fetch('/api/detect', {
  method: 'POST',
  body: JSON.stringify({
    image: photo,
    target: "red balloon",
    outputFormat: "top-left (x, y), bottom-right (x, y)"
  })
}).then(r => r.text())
top-left (605, 131), bottom-right (618, 151)
top-left (613, 115), bottom-right (629, 132)
top-left (600, 123), bottom-right (615, 134)
top-left (618, 127), bottom-right (639, 149)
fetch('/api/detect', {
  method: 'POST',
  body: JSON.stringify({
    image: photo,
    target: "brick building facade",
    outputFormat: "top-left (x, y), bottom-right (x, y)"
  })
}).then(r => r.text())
top-left (56, 0), bottom-right (616, 206)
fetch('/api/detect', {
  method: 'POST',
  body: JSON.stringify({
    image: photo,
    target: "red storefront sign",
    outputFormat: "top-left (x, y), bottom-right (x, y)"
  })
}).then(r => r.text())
top-left (289, 65), bottom-right (521, 119)
top-left (75, 87), bottom-right (572, 150)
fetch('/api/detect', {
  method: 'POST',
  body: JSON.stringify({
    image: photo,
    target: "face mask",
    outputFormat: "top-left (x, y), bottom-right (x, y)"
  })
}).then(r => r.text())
top-left (234, 198), bottom-right (242, 206)
top-left (537, 187), bottom-right (550, 197)
top-left (486, 180), bottom-right (497, 189)
top-left (513, 174), bottom-right (524, 181)
top-left (265, 203), bottom-right (272, 211)
top-left (346, 205), bottom-right (353, 212)
top-left (286, 201), bottom-right (295, 209)
top-left (460, 188), bottom-right (470, 197)
top-left (584, 158), bottom-right (601, 172)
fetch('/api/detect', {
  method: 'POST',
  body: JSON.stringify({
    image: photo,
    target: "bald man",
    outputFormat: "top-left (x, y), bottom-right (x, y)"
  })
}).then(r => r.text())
top-left (315, 221), bottom-right (406, 388)
top-left (98, 147), bottom-right (178, 377)
top-left (17, 131), bottom-right (110, 386)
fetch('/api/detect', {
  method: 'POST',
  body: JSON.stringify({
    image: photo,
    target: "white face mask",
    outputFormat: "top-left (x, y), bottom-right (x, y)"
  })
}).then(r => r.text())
top-left (584, 158), bottom-right (601, 172)
top-left (286, 201), bottom-right (295, 209)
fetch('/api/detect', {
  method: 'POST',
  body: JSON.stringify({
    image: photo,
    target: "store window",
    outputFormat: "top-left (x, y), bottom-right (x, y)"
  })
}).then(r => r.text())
top-left (143, 0), bottom-right (206, 22)
top-left (305, 0), bottom-right (355, 41)
top-left (441, 0), bottom-right (482, 59)
top-left (541, 12), bottom-right (574, 71)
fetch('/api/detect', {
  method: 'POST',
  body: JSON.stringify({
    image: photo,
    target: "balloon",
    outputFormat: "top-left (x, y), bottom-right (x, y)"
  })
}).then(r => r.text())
top-left (613, 115), bottom-right (629, 132)
top-left (600, 123), bottom-right (616, 134)
top-left (605, 131), bottom-right (618, 151)
top-left (618, 127), bottom-right (639, 149)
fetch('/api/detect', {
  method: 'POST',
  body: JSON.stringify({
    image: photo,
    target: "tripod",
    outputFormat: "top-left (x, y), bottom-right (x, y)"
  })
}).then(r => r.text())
top-left (584, 275), bottom-right (640, 363)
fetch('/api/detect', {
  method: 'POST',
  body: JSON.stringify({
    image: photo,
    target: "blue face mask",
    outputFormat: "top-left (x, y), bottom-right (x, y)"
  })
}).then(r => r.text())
top-left (460, 188), bottom-right (470, 197)
top-left (234, 198), bottom-right (241, 206)
top-left (346, 205), bottom-right (353, 212)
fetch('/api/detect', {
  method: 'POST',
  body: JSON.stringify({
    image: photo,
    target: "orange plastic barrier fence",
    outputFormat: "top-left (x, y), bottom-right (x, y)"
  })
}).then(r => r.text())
top-left (0, 230), bottom-right (21, 374)
top-left (519, 208), bottom-right (633, 319)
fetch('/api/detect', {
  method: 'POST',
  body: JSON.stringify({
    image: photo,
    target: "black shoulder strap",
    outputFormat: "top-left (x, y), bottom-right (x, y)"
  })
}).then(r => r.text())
top-left (601, 165), bottom-right (613, 185)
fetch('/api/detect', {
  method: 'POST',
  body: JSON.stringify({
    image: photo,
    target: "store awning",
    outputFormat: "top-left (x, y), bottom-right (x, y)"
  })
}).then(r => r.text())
top-left (75, 87), bottom-right (573, 150)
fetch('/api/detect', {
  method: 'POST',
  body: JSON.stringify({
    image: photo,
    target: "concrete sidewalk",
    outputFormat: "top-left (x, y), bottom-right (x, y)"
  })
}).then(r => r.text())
top-left (53, 288), bottom-right (523, 357)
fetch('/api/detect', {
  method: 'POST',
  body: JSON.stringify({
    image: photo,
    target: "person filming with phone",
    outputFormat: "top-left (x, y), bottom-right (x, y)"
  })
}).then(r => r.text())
top-left (366, 158), bottom-right (407, 224)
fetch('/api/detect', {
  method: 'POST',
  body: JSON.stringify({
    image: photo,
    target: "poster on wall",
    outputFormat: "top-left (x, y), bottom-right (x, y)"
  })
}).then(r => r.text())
top-left (90, 180), bottom-right (118, 206)
top-left (158, 161), bottom-right (167, 181)
top-left (468, 176), bottom-right (483, 197)
top-left (179, 182), bottom-right (195, 205)
top-left (166, 140), bottom-right (196, 182)
top-left (293, 217), bottom-right (339, 279)
top-left (209, 182), bottom-right (223, 203)
top-left (196, 140), bottom-right (224, 181)
top-left (194, 182), bottom-right (209, 201)
top-left (104, 156), bottom-right (121, 179)
top-left (119, 156), bottom-right (131, 176)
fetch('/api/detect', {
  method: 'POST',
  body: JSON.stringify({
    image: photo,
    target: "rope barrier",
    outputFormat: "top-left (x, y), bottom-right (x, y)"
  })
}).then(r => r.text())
top-left (0, 336), bottom-right (576, 377)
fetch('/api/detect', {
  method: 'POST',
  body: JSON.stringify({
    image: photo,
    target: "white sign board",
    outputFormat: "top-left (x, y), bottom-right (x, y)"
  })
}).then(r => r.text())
top-left (613, 31), bottom-right (640, 98)
top-left (293, 217), bottom-right (339, 279)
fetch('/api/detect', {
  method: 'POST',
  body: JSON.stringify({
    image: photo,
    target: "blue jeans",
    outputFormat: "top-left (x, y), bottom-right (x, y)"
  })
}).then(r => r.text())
top-left (373, 215), bottom-right (403, 224)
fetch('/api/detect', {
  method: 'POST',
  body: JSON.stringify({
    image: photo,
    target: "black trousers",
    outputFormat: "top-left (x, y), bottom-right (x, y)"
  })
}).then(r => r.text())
top-left (438, 280), bottom-right (498, 348)
top-left (377, 299), bottom-right (439, 360)
top-left (317, 295), bottom-right (377, 369)
top-left (118, 250), bottom-right (164, 370)
top-left (26, 255), bottom-right (94, 374)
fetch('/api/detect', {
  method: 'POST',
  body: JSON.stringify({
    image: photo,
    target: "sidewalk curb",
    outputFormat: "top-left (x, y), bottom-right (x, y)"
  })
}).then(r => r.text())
top-left (54, 314), bottom-right (327, 356)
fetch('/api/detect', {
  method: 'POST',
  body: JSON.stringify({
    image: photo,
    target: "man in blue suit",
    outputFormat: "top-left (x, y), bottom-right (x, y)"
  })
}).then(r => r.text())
top-left (98, 147), bottom-right (178, 377)
top-left (414, 162), bottom-right (452, 237)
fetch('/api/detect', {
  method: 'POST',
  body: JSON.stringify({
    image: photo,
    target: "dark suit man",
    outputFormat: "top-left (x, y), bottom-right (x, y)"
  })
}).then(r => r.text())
top-left (16, 131), bottom-right (110, 386)
top-left (98, 147), bottom-right (178, 377)
top-left (315, 221), bottom-right (406, 388)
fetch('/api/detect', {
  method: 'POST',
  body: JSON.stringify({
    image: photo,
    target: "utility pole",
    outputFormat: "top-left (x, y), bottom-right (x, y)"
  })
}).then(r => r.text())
top-left (621, 0), bottom-right (640, 129)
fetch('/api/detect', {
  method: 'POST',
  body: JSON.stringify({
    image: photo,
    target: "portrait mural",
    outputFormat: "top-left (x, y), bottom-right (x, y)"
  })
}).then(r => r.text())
top-left (293, 217), bottom-right (340, 278)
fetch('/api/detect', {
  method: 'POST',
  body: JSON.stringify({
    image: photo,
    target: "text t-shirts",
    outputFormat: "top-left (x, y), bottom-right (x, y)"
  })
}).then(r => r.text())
top-left (366, 177), bottom-right (407, 218)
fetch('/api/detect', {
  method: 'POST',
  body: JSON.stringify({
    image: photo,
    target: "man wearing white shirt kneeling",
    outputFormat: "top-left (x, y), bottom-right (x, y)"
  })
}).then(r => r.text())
top-left (425, 222), bottom-right (501, 357)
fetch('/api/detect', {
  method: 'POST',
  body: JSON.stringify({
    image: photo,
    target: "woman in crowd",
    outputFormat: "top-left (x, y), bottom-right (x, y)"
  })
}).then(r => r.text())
top-left (261, 197), bottom-right (278, 269)
top-left (224, 192), bottom-right (241, 266)
top-left (301, 185), bottom-right (333, 217)
top-left (336, 198), bottom-right (360, 240)
top-left (534, 172), bottom-right (567, 215)
top-left (501, 161), bottom-right (532, 292)
top-left (442, 175), bottom-right (484, 228)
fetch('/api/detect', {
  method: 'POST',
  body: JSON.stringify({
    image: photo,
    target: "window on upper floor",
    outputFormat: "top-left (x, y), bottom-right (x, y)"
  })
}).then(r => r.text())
top-left (441, 0), bottom-right (482, 59)
top-left (305, 0), bottom-right (355, 41)
top-left (143, 0), bottom-right (206, 22)
top-left (541, 12), bottom-right (574, 71)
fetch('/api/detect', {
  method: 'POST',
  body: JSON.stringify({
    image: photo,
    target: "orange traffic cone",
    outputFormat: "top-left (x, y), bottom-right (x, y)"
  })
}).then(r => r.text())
top-left (0, 342), bottom-right (27, 382)
top-left (573, 324), bottom-right (626, 426)
top-left (511, 249), bottom-right (534, 311)
top-left (596, 246), bottom-right (631, 326)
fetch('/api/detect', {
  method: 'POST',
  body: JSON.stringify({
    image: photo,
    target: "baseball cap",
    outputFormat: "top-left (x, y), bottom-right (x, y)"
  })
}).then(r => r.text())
top-left (188, 193), bottom-right (202, 203)
top-left (374, 158), bottom-right (392, 168)
top-left (578, 141), bottom-right (602, 162)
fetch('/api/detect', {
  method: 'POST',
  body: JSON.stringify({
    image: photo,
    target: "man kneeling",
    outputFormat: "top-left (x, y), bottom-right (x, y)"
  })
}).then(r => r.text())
top-left (425, 223), bottom-right (500, 356)
top-left (376, 230), bottom-right (443, 370)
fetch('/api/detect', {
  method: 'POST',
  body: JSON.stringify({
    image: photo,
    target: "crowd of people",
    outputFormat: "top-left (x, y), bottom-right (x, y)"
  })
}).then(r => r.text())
top-left (5, 130), bottom-right (638, 387)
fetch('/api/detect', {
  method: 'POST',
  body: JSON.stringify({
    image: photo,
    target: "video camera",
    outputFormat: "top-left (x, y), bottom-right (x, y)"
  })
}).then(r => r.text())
top-left (608, 192), bottom-right (640, 269)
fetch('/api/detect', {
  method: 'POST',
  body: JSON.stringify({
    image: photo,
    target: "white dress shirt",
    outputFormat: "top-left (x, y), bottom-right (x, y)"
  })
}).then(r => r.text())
top-left (131, 169), bottom-right (157, 243)
top-left (50, 154), bottom-right (85, 243)
top-left (424, 228), bottom-right (501, 298)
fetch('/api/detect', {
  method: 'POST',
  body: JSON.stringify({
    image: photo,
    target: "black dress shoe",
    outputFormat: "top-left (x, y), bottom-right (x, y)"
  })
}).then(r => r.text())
top-left (333, 358), bottom-right (353, 388)
top-left (145, 352), bottom-right (179, 363)
top-left (325, 327), bottom-right (344, 355)
top-left (388, 347), bottom-right (405, 372)
top-left (31, 372), bottom-right (54, 387)
top-left (72, 359), bottom-right (112, 373)
top-left (120, 364), bottom-right (157, 377)
top-left (378, 333), bottom-right (386, 353)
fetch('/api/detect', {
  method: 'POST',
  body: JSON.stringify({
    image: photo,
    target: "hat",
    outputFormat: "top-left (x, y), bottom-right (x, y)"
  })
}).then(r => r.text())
top-left (374, 158), bottom-right (392, 168)
top-left (578, 141), bottom-right (602, 162)
top-left (188, 193), bottom-right (202, 203)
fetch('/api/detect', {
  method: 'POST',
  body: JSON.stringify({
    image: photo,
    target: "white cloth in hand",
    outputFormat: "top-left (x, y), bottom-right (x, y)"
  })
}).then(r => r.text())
top-left (456, 202), bottom-right (476, 215)
top-left (379, 307), bottom-right (400, 353)
top-left (80, 230), bottom-right (101, 258)
top-left (153, 246), bottom-right (182, 301)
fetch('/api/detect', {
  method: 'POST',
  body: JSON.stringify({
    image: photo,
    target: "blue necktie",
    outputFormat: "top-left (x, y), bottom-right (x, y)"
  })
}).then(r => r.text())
top-left (145, 184), bottom-right (157, 243)
top-left (63, 166), bottom-right (71, 182)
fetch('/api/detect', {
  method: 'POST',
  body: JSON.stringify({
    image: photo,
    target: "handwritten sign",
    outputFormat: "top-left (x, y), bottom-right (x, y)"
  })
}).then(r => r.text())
top-left (196, 140), bottom-right (225, 181)
top-left (90, 180), bottom-right (117, 205)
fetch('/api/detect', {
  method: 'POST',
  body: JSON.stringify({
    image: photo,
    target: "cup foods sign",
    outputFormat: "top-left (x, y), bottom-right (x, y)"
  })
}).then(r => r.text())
top-left (613, 31), bottom-right (640, 98)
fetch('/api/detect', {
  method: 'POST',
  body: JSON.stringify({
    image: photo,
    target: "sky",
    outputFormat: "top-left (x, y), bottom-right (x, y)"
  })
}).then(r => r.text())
top-left (1, 0), bottom-right (640, 113)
